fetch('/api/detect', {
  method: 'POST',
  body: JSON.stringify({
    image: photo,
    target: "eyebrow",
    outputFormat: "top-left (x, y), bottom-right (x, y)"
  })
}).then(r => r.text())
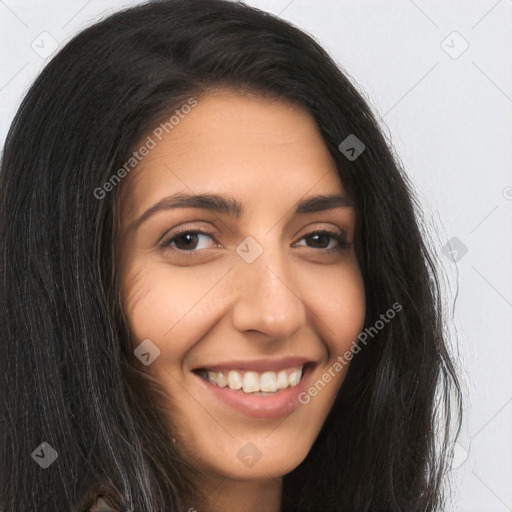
top-left (128, 191), bottom-right (355, 232)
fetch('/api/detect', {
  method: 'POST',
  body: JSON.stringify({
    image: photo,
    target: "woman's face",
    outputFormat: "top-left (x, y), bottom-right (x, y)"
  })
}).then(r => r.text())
top-left (117, 90), bottom-right (365, 483)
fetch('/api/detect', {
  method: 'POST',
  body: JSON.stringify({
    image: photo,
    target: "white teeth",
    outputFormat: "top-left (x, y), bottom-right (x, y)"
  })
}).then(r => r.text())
top-left (208, 370), bottom-right (227, 387)
top-left (216, 371), bottom-right (228, 387)
top-left (260, 371), bottom-right (277, 392)
top-left (228, 370), bottom-right (243, 390)
top-left (202, 366), bottom-right (304, 394)
top-left (276, 370), bottom-right (289, 390)
top-left (242, 371), bottom-right (260, 393)
top-left (289, 368), bottom-right (302, 386)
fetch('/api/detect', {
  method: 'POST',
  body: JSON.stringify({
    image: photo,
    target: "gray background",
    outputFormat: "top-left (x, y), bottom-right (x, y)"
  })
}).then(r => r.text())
top-left (1, 1), bottom-right (511, 510)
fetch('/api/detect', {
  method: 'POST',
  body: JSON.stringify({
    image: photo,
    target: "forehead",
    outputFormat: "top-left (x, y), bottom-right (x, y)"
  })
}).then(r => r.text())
top-left (119, 90), bottom-right (345, 220)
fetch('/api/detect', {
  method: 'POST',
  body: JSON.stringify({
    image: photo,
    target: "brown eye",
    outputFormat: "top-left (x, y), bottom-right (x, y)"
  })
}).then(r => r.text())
top-left (161, 230), bottom-right (217, 252)
top-left (294, 230), bottom-right (351, 251)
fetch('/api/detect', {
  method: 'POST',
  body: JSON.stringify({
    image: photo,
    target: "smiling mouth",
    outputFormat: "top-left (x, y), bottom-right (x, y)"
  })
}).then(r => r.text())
top-left (192, 364), bottom-right (313, 395)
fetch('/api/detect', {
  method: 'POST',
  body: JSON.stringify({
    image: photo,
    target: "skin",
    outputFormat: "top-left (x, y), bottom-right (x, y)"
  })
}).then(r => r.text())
top-left (116, 89), bottom-right (366, 512)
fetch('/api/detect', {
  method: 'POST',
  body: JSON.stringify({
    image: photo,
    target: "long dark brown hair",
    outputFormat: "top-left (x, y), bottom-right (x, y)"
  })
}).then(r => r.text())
top-left (0, 0), bottom-right (462, 510)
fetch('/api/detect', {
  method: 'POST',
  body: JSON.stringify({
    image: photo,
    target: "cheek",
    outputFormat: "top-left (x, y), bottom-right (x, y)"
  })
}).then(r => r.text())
top-left (305, 270), bottom-right (365, 397)
top-left (119, 260), bottom-right (228, 358)
top-left (304, 261), bottom-right (366, 357)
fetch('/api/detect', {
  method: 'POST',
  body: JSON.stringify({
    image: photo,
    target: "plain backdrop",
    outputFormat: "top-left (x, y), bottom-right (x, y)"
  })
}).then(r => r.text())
top-left (1, 1), bottom-right (511, 510)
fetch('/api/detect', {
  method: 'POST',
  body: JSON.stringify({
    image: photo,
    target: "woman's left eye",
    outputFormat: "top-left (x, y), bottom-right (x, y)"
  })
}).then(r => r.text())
top-left (293, 230), bottom-right (351, 251)
top-left (160, 229), bottom-right (351, 255)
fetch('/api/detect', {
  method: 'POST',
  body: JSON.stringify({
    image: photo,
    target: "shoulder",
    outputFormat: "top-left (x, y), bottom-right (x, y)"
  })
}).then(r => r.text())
top-left (85, 494), bottom-right (121, 512)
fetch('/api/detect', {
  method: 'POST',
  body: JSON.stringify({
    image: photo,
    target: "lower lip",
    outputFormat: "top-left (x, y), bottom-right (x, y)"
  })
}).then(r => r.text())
top-left (193, 365), bottom-right (315, 420)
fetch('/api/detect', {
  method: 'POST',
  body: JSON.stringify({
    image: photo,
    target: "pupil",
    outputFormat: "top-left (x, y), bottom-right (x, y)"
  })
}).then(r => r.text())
top-left (176, 233), bottom-right (198, 250)
top-left (310, 234), bottom-right (329, 248)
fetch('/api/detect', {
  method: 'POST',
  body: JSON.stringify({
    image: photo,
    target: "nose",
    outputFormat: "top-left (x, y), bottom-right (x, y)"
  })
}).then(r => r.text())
top-left (231, 244), bottom-right (307, 340)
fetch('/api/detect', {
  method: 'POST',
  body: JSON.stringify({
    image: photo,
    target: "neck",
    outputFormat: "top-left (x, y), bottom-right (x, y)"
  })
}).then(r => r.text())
top-left (192, 474), bottom-right (282, 512)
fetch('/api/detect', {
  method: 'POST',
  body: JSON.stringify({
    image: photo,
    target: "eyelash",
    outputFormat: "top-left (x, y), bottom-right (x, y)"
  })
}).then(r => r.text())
top-left (160, 228), bottom-right (352, 258)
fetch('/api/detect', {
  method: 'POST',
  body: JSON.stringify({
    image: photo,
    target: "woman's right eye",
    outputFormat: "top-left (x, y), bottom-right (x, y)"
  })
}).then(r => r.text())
top-left (161, 230), bottom-right (218, 254)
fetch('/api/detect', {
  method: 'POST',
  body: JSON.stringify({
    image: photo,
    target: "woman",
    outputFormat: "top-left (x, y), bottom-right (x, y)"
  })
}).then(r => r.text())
top-left (0, 0), bottom-right (462, 511)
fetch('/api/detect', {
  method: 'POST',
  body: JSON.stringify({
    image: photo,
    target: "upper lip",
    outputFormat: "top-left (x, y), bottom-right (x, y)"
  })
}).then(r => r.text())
top-left (193, 356), bottom-right (316, 373)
